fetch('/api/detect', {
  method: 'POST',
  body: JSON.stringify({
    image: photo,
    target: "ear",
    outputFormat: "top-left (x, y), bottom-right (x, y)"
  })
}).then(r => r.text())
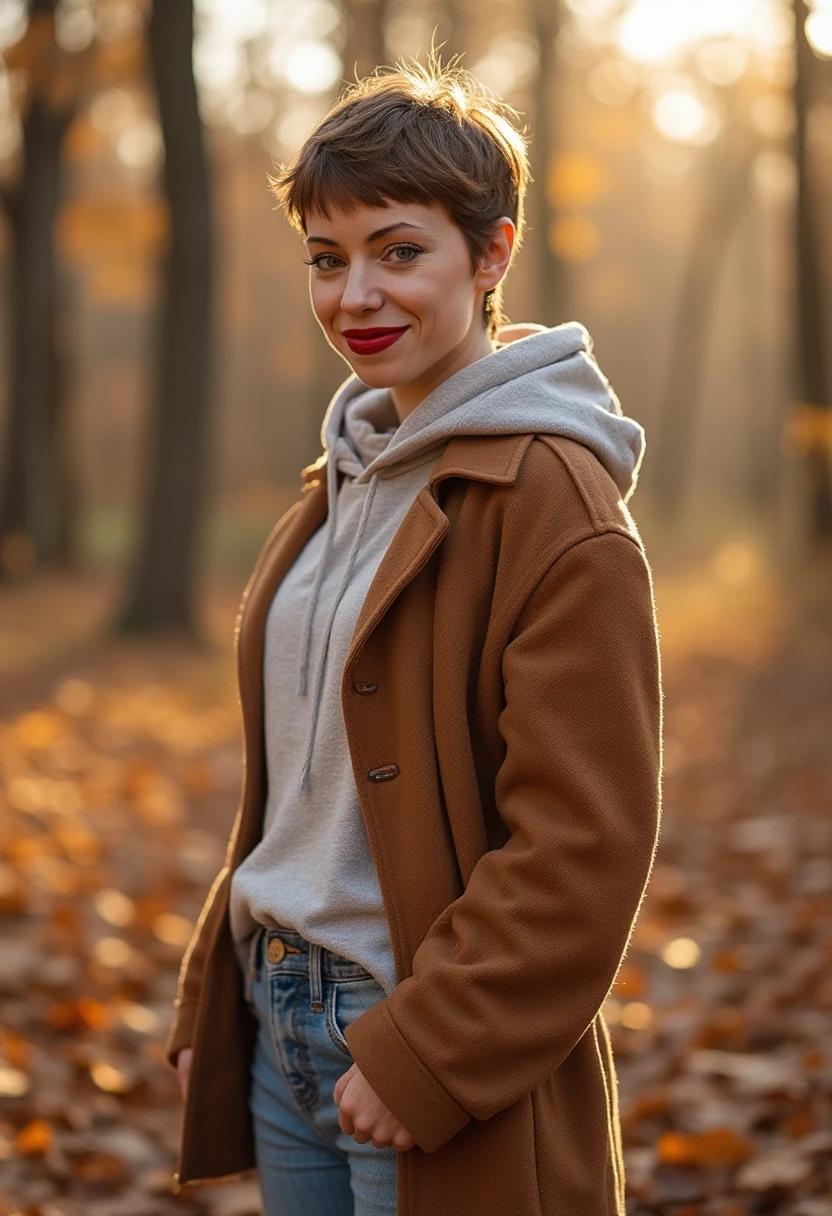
top-left (473, 217), bottom-right (515, 294)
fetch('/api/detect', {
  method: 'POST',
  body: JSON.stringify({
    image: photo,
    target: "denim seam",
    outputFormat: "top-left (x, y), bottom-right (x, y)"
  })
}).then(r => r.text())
top-left (325, 985), bottom-right (354, 1058)
top-left (291, 983), bottom-right (319, 1113)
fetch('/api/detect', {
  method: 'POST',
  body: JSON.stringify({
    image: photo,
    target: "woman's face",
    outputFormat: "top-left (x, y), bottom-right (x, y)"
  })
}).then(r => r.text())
top-left (303, 198), bottom-right (514, 416)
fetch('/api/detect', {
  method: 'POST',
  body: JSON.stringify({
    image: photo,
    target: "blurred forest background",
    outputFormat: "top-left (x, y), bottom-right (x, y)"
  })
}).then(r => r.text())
top-left (0, 1), bottom-right (831, 1214)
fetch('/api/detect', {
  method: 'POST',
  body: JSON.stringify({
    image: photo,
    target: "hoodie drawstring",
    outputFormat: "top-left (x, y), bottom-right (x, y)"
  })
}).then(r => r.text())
top-left (296, 453), bottom-right (340, 700)
top-left (296, 464), bottom-right (381, 796)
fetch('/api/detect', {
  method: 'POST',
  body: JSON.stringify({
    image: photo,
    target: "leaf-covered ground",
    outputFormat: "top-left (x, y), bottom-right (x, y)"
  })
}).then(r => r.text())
top-left (0, 551), bottom-right (829, 1216)
top-left (614, 556), bottom-right (832, 1216)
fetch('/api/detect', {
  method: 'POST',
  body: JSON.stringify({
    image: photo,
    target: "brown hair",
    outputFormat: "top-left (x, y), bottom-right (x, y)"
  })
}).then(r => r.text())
top-left (270, 53), bottom-right (530, 340)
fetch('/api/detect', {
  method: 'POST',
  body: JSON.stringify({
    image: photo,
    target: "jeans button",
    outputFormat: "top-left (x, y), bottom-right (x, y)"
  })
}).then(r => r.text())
top-left (266, 938), bottom-right (286, 963)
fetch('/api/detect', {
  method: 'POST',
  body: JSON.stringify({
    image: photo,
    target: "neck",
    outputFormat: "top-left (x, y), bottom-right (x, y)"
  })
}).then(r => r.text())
top-left (390, 325), bottom-right (495, 424)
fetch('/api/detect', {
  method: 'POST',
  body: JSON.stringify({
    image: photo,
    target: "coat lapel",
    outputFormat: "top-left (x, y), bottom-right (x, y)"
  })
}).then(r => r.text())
top-left (233, 430), bottom-right (534, 852)
top-left (344, 431), bottom-right (532, 670)
top-left (345, 486), bottom-right (448, 674)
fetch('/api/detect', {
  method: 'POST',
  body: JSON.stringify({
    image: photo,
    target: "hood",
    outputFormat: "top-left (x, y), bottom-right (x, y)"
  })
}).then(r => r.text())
top-left (324, 319), bottom-right (644, 498)
top-left (295, 320), bottom-right (645, 795)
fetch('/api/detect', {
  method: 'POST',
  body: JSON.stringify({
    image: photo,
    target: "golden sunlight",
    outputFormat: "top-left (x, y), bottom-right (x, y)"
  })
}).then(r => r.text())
top-left (652, 88), bottom-right (721, 144)
top-left (806, 5), bottom-right (832, 56)
top-left (613, 0), bottom-right (792, 64)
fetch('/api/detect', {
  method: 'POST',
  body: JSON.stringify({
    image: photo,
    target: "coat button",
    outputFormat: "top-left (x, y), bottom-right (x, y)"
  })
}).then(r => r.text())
top-left (368, 764), bottom-right (399, 782)
top-left (354, 682), bottom-right (378, 695)
top-left (266, 938), bottom-right (286, 964)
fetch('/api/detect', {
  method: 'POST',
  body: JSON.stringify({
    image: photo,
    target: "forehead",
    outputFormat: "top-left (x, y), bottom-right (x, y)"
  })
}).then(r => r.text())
top-left (303, 197), bottom-right (451, 240)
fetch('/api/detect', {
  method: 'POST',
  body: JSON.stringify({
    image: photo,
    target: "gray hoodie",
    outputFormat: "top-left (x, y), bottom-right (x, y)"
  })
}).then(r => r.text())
top-left (228, 321), bottom-right (645, 993)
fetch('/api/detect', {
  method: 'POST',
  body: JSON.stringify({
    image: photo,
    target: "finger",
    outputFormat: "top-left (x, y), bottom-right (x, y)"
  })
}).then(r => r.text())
top-left (351, 1120), bottom-right (373, 1146)
top-left (333, 1063), bottom-right (356, 1106)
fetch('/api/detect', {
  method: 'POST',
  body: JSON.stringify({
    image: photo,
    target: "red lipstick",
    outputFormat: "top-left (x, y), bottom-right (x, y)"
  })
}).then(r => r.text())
top-left (342, 326), bottom-right (408, 355)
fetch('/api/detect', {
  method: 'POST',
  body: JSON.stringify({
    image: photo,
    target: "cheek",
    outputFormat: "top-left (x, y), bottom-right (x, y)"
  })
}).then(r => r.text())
top-left (309, 279), bottom-right (337, 325)
top-left (398, 264), bottom-right (472, 328)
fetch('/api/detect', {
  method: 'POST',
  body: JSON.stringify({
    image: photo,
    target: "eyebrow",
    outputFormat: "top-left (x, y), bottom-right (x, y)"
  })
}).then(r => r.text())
top-left (305, 222), bottom-right (426, 247)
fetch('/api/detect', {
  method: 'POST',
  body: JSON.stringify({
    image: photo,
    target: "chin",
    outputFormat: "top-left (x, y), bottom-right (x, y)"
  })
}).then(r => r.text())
top-left (345, 356), bottom-right (416, 389)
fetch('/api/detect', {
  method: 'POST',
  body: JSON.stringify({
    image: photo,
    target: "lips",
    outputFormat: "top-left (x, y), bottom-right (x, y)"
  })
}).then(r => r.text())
top-left (342, 326), bottom-right (409, 355)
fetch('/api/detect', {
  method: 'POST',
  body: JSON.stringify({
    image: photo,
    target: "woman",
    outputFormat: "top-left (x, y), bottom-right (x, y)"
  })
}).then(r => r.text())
top-left (167, 57), bottom-right (662, 1216)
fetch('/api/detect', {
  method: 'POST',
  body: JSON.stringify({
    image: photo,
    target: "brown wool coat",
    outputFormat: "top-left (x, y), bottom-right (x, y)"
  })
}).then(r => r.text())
top-left (166, 430), bottom-right (663, 1215)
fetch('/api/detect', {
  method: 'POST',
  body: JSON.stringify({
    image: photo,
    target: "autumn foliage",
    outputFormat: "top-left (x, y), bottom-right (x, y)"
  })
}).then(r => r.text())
top-left (0, 558), bottom-right (831, 1216)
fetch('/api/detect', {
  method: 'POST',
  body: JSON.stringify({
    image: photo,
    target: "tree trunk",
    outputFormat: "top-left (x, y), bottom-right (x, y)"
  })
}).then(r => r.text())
top-left (793, 0), bottom-right (832, 542)
top-left (652, 127), bottom-right (752, 517)
top-left (742, 174), bottom-right (782, 514)
top-left (117, 0), bottom-right (214, 634)
top-left (0, 2), bottom-right (75, 575)
top-left (528, 0), bottom-right (568, 327)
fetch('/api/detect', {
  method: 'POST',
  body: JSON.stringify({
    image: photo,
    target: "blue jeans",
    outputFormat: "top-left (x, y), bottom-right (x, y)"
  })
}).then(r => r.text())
top-left (244, 924), bottom-right (399, 1216)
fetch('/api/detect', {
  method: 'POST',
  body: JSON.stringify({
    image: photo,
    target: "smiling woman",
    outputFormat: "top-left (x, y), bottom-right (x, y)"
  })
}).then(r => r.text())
top-left (269, 60), bottom-right (529, 420)
top-left (271, 57), bottom-right (528, 346)
top-left (166, 50), bottom-right (662, 1216)
top-left (297, 200), bottom-right (515, 419)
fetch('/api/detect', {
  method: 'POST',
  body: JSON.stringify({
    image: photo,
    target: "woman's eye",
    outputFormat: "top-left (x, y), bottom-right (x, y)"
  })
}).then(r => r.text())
top-left (305, 254), bottom-right (343, 270)
top-left (385, 243), bottom-right (423, 264)
top-left (304, 245), bottom-right (422, 270)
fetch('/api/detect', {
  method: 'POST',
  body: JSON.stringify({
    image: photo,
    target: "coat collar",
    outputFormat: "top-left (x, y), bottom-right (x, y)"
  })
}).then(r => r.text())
top-left (301, 431), bottom-right (532, 494)
top-left (300, 431), bottom-right (534, 679)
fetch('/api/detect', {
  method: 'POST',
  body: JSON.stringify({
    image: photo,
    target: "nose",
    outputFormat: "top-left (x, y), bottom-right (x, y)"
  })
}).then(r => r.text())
top-left (340, 262), bottom-right (383, 316)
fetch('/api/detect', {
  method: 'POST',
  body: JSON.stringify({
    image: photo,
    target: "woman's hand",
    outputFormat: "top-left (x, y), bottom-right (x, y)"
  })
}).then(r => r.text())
top-left (176, 1047), bottom-right (193, 1103)
top-left (333, 1063), bottom-right (416, 1152)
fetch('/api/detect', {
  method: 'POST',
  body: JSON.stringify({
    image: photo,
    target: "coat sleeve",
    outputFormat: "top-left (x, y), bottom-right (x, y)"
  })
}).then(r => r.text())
top-left (343, 530), bottom-right (663, 1153)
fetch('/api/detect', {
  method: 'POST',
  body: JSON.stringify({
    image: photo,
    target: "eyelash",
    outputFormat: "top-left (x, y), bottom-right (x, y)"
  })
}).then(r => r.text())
top-left (303, 242), bottom-right (425, 270)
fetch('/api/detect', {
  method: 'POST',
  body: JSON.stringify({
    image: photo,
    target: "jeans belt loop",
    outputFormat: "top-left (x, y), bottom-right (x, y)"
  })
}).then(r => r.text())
top-left (309, 942), bottom-right (324, 1012)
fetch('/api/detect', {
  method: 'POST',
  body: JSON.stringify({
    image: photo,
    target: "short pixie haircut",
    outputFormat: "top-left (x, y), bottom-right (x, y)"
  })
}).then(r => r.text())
top-left (270, 55), bottom-right (530, 340)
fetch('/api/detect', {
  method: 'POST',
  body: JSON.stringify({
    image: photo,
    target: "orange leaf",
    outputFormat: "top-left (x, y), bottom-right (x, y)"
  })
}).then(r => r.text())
top-left (783, 1110), bottom-right (815, 1138)
top-left (77, 997), bottom-right (112, 1031)
top-left (658, 1132), bottom-right (697, 1165)
top-left (801, 1049), bottom-right (827, 1073)
top-left (0, 1029), bottom-right (31, 1069)
top-left (657, 1127), bottom-right (756, 1168)
top-left (16, 1119), bottom-right (53, 1156)
top-left (46, 1001), bottom-right (81, 1031)
top-left (711, 948), bottom-right (741, 973)
top-left (71, 1150), bottom-right (131, 1190)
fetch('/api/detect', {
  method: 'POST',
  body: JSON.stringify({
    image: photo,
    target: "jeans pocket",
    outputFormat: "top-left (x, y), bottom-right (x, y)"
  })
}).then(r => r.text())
top-left (325, 975), bottom-right (385, 1058)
